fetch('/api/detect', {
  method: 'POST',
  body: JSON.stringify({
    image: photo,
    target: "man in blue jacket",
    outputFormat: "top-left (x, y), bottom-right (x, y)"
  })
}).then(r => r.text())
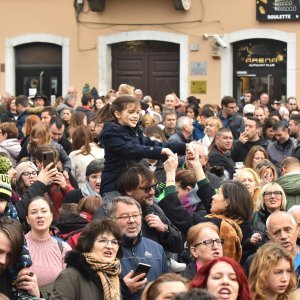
top-left (107, 196), bottom-right (169, 300)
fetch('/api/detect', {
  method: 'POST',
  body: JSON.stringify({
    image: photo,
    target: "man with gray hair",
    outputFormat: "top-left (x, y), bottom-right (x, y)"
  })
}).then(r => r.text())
top-left (244, 211), bottom-right (300, 285)
top-left (168, 116), bottom-right (194, 144)
top-left (107, 196), bottom-right (168, 300)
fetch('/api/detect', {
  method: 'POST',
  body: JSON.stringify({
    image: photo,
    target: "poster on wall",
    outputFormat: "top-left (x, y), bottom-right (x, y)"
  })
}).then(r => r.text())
top-left (256, 0), bottom-right (300, 21)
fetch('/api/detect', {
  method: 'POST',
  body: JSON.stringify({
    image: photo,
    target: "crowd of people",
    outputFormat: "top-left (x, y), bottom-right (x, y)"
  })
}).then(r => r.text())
top-left (0, 84), bottom-right (300, 299)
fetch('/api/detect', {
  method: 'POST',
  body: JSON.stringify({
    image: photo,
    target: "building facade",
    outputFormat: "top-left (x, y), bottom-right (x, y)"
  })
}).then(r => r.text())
top-left (0, 0), bottom-right (298, 104)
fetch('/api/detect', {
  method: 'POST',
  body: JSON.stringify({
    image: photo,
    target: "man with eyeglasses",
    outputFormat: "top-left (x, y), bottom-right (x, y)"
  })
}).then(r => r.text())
top-left (107, 196), bottom-right (168, 300)
top-left (217, 96), bottom-right (245, 139)
top-left (116, 164), bottom-right (183, 255)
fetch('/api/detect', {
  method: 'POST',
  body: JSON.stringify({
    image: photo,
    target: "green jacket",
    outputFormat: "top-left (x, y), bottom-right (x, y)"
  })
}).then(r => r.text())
top-left (276, 172), bottom-right (300, 210)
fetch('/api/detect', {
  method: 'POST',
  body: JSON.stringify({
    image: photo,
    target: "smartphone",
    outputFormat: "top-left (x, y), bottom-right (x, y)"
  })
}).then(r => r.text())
top-left (42, 151), bottom-right (55, 169)
top-left (131, 263), bottom-right (151, 281)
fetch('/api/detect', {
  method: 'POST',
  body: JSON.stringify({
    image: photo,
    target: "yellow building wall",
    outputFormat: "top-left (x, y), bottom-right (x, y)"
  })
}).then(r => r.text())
top-left (0, 0), bottom-right (299, 104)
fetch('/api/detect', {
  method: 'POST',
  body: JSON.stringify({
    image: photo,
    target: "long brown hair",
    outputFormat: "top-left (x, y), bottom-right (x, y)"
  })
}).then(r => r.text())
top-left (71, 125), bottom-right (93, 155)
top-left (24, 115), bottom-right (41, 136)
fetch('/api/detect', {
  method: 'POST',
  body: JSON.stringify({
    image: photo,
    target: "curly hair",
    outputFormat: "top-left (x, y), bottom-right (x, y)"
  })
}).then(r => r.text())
top-left (249, 242), bottom-right (297, 300)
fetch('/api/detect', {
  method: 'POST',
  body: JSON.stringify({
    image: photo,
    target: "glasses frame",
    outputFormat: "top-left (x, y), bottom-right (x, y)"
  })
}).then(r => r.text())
top-left (138, 182), bottom-right (158, 193)
top-left (263, 191), bottom-right (282, 197)
top-left (193, 238), bottom-right (224, 248)
top-left (115, 214), bottom-right (142, 223)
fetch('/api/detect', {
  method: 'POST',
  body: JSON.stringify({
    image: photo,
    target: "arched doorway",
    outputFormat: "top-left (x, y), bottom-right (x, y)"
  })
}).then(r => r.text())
top-left (111, 40), bottom-right (179, 102)
top-left (15, 42), bottom-right (62, 101)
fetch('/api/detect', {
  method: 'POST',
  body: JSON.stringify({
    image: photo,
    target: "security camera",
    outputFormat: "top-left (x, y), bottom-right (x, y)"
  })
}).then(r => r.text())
top-left (212, 34), bottom-right (227, 48)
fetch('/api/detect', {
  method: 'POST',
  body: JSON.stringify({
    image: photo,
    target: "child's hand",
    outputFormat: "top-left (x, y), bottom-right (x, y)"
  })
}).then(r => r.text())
top-left (163, 154), bottom-right (178, 173)
top-left (161, 148), bottom-right (175, 158)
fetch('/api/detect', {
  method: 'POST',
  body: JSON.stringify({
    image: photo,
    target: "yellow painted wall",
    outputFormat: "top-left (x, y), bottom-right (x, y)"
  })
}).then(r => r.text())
top-left (0, 0), bottom-right (299, 104)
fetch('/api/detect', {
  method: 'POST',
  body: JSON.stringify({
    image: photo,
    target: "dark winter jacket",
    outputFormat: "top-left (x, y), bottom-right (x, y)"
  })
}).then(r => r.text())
top-left (120, 233), bottom-right (169, 300)
top-left (17, 110), bottom-right (30, 139)
top-left (181, 261), bottom-right (197, 280)
top-left (231, 138), bottom-right (269, 163)
top-left (141, 202), bottom-right (183, 253)
top-left (51, 251), bottom-right (104, 300)
top-left (208, 145), bottom-right (235, 179)
top-left (75, 106), bottom-right (93, 119)
top-left (63, 189), bottom-right (84, 204)
top-left (217, 111), bottom-right (245, 140)
top-left (99, 121), bottom-right (186, 195)
top-left (267, 139), bottom-right (295, 174)
top-left (57, 136), bottom-right (72, 155)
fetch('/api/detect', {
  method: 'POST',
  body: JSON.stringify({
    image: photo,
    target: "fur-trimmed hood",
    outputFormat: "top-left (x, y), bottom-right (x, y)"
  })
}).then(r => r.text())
top-left (65, 251), bottom-right (101, 287)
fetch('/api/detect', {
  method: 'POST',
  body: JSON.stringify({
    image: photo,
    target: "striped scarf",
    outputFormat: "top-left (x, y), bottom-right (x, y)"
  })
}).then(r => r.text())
top-left (83, 253), bottom-right (121, 300)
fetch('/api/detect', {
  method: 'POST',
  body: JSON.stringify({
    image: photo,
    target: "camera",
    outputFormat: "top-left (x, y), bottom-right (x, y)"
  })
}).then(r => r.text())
top-left (212, 34), bottom-right (228, 48)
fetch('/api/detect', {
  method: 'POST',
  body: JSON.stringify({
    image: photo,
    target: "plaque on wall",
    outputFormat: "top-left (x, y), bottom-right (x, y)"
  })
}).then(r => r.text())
top-left (256, 0), bottom-right (300, 21)
top-left (191, 62), bottom-right (207, 76)
top-left (190, 81), bottom-right (207, 94)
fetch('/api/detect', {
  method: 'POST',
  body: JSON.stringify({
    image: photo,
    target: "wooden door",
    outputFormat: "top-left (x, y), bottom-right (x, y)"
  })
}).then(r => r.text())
top-left (112, 41), bottom-right (179, 103)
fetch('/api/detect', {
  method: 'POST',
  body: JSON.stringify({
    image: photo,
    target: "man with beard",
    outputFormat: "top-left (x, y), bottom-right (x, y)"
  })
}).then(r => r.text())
top-left (116, 164), bottom-right (183, 255)
top-left (231, 117), bottom-right (268, 163)
top-left (288, 114), bottom-right (300, 160)
top-left (107, 196), bottom-right (168, 300)
top-left (267, 121), bottom-right (295, 174)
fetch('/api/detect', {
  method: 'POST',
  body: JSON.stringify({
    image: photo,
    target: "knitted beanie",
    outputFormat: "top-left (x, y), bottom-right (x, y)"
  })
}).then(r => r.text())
top-left (0, 174), bottom-right (12, 201)
top-left (91, 87), bottom-right (100, 100)
top-left (82, 83), bottom-right (91, 95)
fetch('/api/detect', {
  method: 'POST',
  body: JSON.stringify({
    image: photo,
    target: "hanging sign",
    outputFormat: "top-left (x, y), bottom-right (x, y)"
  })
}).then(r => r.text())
top-left (256, 0), bottom-right (300, 21)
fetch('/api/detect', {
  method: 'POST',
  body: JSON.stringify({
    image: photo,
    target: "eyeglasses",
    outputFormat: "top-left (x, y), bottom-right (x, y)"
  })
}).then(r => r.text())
top-left (115, 214), bottom-right (142, 223)
top-left (96, 238), bottom-right (119, 247)
top-left (193, 238), bottom-right (224, 248)
top-left (22, 171), bottom-right (38, 177)
top-left (263, 191), bottom-right (282, 197)
top-left (139, 183), bottom-right (157, 193)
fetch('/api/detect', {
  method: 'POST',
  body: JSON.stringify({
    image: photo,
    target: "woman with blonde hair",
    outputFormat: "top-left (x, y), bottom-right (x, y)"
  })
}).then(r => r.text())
top-left (254, 159), bottom-right (277, 185)
top-left (246, 183), bottom-right (286, 252)
top-left (244, 145), bottom-right (268, 170)
top-left (201, 116), bottom-right (223, 149)
top-left (235, 168), bottom-right (260, 210)
top-left (249, 242), bottom-right (296, 300)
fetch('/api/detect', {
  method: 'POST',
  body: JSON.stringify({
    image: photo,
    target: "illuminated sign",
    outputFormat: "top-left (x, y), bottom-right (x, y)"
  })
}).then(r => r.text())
top-left (233, 39), bottom-right (286, 70)
top-left (256, 0), bottom-right (300, 21)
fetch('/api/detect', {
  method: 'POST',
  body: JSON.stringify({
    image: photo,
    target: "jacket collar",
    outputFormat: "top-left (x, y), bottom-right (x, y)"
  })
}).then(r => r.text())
top-left (122, 231), bottom-right (142, 248)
